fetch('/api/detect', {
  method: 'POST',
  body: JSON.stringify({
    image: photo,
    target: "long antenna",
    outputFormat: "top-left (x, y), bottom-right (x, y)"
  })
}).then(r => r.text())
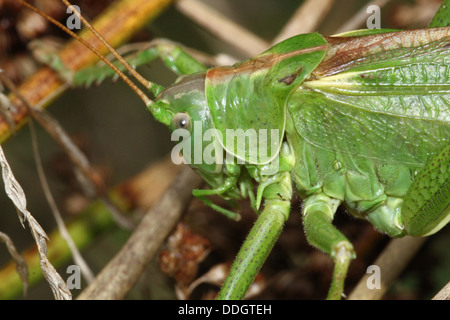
top-left (17, 0), bottom-right (153, 106)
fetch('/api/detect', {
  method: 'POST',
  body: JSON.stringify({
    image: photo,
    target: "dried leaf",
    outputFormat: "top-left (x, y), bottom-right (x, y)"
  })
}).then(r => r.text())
top-left (159, 223), bottom-right (210, 287)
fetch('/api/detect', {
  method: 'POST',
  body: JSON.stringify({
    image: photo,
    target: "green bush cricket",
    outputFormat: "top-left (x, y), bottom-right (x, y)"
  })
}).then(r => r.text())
top-left (19, 0), bottom-right (449, 299)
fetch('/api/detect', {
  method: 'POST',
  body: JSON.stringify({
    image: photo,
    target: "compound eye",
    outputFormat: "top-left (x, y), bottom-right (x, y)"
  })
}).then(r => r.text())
top-left (172, 112), bottom-right (191, 130)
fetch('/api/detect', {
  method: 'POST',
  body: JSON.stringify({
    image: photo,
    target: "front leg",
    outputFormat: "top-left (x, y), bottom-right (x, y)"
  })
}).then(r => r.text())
top-left (302, 194), bottom-right (355, 300)
top-left (217, 172), bottom-right (292, 300)
top-left (217, 143), bottom-right (294, 300)
top-left (193, 162), bottom-right (242, 221)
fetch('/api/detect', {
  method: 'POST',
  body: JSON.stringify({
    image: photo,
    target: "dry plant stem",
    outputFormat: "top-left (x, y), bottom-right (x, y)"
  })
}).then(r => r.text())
top-left (77, 166), bottom-right (202, 300)
top-left (348, 236), bottom-right (427, 300)
top-left (0, 232), bottom-right (28, 295)
top-left (1, 0), bottom-right (175, 144)
top-left (175, 0), bottom-right (269, 57)
top-left (335, 0), bottom-right (391, 34)
top-left (0, 157), bottom-right (180, 299)
top-left (30, 108), bottom-right (134, 230)
top-left (272, 0), bottom-right (335, 43)
top-left (28, 117), bottom-right (95, 284)
top-left (433, 281), bottom-right (450, 300)
top-left (1, 73), bottom-right (95, 284)
top-left (0, 144), bottom-right (72, 299)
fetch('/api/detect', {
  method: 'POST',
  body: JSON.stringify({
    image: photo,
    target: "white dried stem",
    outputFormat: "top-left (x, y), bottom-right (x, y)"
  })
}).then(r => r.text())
top-left (1, 73), bottom-right (96, 286)
top-left (433, 281), bottom-right (450, 300)
top-left (0, 145), bottom-right (72, 300)
top-left (0, 231), bottom-right (28, 295)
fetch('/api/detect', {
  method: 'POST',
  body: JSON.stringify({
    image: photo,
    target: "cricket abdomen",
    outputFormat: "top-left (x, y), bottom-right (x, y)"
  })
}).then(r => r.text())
top-left (287, 117), bottom-right (414, 237)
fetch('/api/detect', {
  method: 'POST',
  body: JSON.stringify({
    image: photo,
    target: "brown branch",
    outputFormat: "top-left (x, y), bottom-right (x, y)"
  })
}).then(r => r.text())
top-left (77, 166), bottom-right (202, 300)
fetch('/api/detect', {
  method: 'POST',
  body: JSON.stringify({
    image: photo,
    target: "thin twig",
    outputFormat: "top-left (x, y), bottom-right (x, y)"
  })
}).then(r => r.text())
top-left (30, 119), bottom-right (96, 284)
top-left (0, 231), bottom-right (28, 295)
top-left (30, 108), bottom-right (135, 230)
top-left (348, 236), bottom-right (427, 300)
top-left (77, 166), bottom-right (202, 299)
top-left (272, 0), bottom-right (335, 44)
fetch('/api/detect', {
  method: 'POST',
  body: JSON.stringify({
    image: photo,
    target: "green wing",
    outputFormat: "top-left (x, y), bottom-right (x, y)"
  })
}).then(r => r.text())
top-left (289, 28), bottom-right (450, 166)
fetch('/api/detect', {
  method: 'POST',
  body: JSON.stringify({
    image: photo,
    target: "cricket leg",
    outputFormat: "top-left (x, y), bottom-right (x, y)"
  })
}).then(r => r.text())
top-left (302, 194), bottom-right (356, 300)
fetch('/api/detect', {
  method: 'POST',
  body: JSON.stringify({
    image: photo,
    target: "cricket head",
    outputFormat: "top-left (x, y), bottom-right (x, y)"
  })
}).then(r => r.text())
top-left (149, 72), bottom-right (208, 130)
top-left (150, 73), bottom-right (227, 183)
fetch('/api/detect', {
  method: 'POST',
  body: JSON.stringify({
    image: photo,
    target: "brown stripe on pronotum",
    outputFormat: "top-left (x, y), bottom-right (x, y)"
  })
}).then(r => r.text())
top-left (207, 44), bottom-right (327, 83)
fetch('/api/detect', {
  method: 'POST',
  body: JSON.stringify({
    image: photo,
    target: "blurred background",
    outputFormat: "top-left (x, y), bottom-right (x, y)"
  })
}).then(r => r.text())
top-left (0, 0), bottom-right (448, 299)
